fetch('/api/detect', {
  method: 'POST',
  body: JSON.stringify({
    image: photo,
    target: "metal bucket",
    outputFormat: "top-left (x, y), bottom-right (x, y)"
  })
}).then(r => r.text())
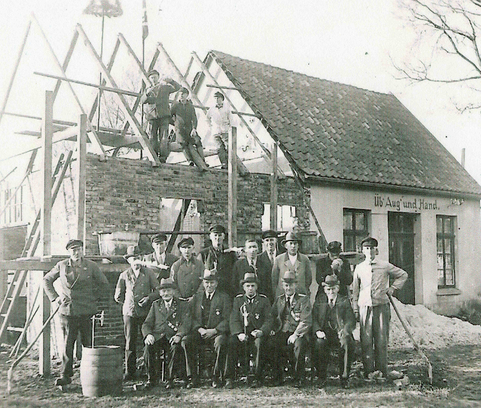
top-left (97, 231), bottom-right (140, 256)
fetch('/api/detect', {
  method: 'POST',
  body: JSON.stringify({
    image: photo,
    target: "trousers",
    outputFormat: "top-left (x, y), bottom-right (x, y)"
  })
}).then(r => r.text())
top-left (59, 314), bottom-right (92, 378)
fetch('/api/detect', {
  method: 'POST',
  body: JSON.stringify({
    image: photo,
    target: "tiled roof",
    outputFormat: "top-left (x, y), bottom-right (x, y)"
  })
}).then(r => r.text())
top-left (207, 50), bottom-right (481, 197)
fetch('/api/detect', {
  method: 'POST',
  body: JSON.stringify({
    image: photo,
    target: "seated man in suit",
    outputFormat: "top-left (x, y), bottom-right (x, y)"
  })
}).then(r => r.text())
top-left (141, 278), bottom-right (195, 389)
top-left (312, 275), bottom-right (356, 389)
top-left (269, 270), bottom-right (312, 388)
top-left (226, 272), bottom-right (272, 388)
top-left (191, 269), bottom-right (232, 388)
top-left (143, 233), bottom-right (178, 283)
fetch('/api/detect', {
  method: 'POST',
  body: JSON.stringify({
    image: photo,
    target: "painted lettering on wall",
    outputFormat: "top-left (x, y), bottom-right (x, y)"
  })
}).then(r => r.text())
top-left (374, 194), bottom-right (439, 211)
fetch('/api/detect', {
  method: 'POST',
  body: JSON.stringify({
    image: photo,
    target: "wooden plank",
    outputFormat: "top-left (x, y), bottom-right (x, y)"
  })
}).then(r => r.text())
top-left (76, 114), bottom-right (87, 242)
top-left (206, 84), bottom-right (240, 91)
top-left (76, 24), bottom-right (159, 165)
top-left (270, 141), bottom-right (278, 230)
top-left (228, 127), bottom-right (238, 247)
top-left (52, 30), bottom-right (79, 102)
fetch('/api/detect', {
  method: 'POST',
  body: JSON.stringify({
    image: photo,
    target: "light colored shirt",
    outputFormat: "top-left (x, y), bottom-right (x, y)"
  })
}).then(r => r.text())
top-left (207, 102), bottom-right (235, 134)
top-left (288, 253), bottom-right (298, 266)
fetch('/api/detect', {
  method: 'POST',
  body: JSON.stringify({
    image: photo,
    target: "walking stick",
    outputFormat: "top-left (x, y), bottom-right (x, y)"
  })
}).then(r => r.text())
top-left (387, 294), bottom-right (433, 384)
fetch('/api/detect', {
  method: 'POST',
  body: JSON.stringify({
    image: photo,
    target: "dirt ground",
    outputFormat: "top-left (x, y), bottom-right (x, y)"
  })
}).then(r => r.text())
top-left (0, 344), bottom-right (481, 408)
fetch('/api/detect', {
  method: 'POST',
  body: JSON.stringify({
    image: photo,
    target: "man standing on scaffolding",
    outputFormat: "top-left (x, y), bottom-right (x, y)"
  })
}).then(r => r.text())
top-left (43, 239), bottom-right (109, 387)
top-left (141, 69), bottom-right (181, 162)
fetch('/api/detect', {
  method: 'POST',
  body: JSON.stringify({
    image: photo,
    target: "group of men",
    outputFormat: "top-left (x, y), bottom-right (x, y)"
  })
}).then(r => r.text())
top-left (43, 226), bottom-right (408, 391)
top-left (141, 69), bottom-right (236, 171)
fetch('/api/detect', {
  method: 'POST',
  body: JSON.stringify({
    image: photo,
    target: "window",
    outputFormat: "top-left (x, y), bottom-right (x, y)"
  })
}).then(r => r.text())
top-left (1, 186), bottom-right (24, 226)
top-left (262, 204), bottom-right (297, 231)
top-left (343, 209), bottom-right (370, 252)
top-left (437, 215), bottom-right (456, 288)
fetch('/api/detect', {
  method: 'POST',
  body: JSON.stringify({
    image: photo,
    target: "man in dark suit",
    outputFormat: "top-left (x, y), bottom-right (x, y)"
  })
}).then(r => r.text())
top-left (232, 238), bottom-right (272, 300)
top-left (141, 278), bottom-right (194, 389)
top-left (226, 272), bottom-right (272, 388)
top-left (198, 225), bottom-right (237, 298)
top-left (190, 269), bottom-right (232, 388)
top-left (312, 275), bottom-right (356, 388)
top-left (143, 233), bottom-right (178, 283)
top-left (269, 271), bottom-right (312, 388)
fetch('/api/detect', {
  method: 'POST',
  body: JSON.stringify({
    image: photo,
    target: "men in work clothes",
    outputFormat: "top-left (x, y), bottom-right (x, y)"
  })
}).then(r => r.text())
top-left (114, 245), bottom-right (160, 381)
top-left (143, 233), bottom-right (178, 283)
top-left (312, 275), bottom-right (356, 389)
top-left (190, 269), bottom-right (232, 387)
top-left (314, 240), bottom-right (353, 301)
top-left (171, 87), bottom-right (208, 170)
top-left (141, 70), bottom-right (181, 162)
top-left (142, 278), bottom-right (195, 389)
top-left (170, 237), bottom-right (204, 300)
top-left (226, 272), bottom-right (272, 388)
top-left (257, 230), bottom-right (281, 303)
top-left (352, 237), bottom-right (408, 379)
top-left (43, 239), bottom-right (109, 387)
top-left (233, 238), bottom-right (272, 300)
top-left (271, 231), bottom-right (313, 299)
top-left (269, 271), bottom-right (312, 388)
top-left (198, 225), bottom-right (237, 298)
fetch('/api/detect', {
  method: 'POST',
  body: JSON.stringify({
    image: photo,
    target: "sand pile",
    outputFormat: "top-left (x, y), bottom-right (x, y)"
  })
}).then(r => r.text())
top-left (388, 298), bottom-right (481, 349)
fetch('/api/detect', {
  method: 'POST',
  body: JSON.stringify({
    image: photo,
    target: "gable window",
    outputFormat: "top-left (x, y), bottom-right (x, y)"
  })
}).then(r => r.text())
top-left (437, 215), bottom-right (456, 288)
top-left (343, 208), bottom-right (370, 252)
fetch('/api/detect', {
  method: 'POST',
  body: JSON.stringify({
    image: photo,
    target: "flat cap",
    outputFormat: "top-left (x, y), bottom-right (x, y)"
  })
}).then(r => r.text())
top-left (361, 237), bottom-right (378, 248)
top-left (151, 233), bottom-right (168, 244)
top-left (326, 241), bottom-right (342, 254)
top-left (213, 91), bottom-right (224, 99)
top-left (66, 239), bottom-right (83, 250)
top-left (209, 224), bottom-right (226, 234)
top-left (262, 230), bottom-right (278, 240)
top-left (178, 237), bottom-right (194, 248)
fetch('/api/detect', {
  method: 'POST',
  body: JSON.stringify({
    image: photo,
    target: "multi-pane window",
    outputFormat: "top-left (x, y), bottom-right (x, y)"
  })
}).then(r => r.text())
top-left (1, 186), bottom-right (23, 226)
top-left (437, 215), bottom-right (456, 288)
top-left (343, 209), bottom-right (370, 252)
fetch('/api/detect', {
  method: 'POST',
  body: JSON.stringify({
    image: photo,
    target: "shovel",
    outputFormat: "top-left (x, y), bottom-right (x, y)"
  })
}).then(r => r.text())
top-left (388, 293), bottom-right (433, 384)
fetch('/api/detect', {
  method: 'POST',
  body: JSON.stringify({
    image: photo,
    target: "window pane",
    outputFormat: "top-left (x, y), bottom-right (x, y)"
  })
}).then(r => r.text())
top-left (343, 211), bottom-right (353, 230)
top-left (444, 239), bottom-right (452, 254)
top-left (436, 217), bottom-right (443, 233)
top-left (445, 268), bottom-right (455, 286)
top-left (355, 212), bottom-right (366, 231)
top-left (437, 254), bottom-right (444, 269)
top-left (437, 238), bottom-right (443, 253)
top-left (344, 235), bottom-right (354, 252)
top-left (444, 217), bottom-right (453, 233)
top-left (437, 268), bottom-right (444, 286)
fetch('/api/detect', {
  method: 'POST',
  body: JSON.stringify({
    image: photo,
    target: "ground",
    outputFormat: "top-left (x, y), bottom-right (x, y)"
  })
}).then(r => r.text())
top-left (0, 345), bottom-right (480, 408)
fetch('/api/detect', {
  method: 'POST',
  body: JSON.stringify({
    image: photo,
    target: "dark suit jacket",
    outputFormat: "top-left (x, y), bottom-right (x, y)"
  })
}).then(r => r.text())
top-left (313, 254), bottom-right (353, 299)
top-left (141, 297), bottom-right (191, 341)
top-left (232, 257), bottom-right (272, 301)
top-left (230, 293), bottom-right (272, 336)
top-left (143, 252), bottom-right (179, 281)
top-left (271, 292), bottom-right (312, 338)
top-left (191, 290), bottom-right (232, 334)
top-left (198, 246), bottom-right (237, 297)
top-left (312, 296), bottom-right (356, 339)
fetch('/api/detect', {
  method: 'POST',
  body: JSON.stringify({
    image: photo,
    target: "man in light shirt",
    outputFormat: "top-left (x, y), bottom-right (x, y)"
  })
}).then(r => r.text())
top-left (352, 236), bottom-right (408, 379)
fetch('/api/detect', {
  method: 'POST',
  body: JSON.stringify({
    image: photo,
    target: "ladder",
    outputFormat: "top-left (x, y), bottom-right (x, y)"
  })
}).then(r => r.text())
top-left (0, 151), bottom-right (73, 343)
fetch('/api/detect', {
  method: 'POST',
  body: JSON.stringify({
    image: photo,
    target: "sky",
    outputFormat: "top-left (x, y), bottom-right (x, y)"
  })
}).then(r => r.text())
top-left (1, 0), bottom-right (481, 185)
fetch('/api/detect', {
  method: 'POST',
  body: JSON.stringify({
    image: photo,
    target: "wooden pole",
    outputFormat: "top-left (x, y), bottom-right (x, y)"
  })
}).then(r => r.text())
top-left (76, 114), bottom-right (87, 242)
top-left (228, 127), bottom-right (238, 248)
top-left (270, 141), bottom-right (278, 230)
top-left (40, 91), bottom-right (53, 376)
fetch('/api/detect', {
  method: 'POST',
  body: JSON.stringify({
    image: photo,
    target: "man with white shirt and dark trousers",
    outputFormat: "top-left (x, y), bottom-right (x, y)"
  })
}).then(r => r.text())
top-left (352, 236), bottom-right (408, 380)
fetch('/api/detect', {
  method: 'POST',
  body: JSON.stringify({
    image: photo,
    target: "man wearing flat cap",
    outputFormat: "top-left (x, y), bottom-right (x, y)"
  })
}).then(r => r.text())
top-left (190, 269), bottom-right (231, 388)
top-left (144, 233), bottom-right (178, 283)
top-left (313, 240), bottom-right (353, 302)
top-left (142, 277), bottom-right (195, 389)
top-left (269, 270), bottom-right (311, 387)
top-left (271, 231), bottom-right (313, 299)
top-left (352, 236), bottom-right (408, 379)
top-left (312, 275), bottom-right (356, 388)
top-left (171, 237), bottom-right (204, 300)
top-left (114, 245), bottom-right (160, 381)
top-left (226, 272), bottom-right (272, 388)
top-left (198, 225), bottom-right (237, 298)
top-left (44, 239), bottom-right (109, 387)
top-left (141, 69), bottom-right (181, 162)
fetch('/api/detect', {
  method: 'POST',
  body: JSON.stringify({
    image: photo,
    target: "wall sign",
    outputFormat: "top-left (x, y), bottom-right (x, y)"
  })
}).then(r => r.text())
top-left (374, 194), bottom-right (439, 211)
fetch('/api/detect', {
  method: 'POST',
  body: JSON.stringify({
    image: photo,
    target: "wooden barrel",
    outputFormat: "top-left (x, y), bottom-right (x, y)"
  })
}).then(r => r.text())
top-left (80, 346), bottom-right (122, 397)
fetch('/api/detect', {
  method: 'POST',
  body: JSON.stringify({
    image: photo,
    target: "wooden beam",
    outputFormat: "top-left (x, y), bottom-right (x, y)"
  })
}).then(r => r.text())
top-left (118, 33), bottom-right (150, 84)
top-left (76, 114), bottom-right (87, 242)
top-left (52, 30), bottom-right (79, 103)
top-left (1, 111), bottom-right (76, 127)
top-left (228, 127), bottom-right (238, 247)
top-left (40, 90), bottom-right (53, 376)
top-left (0, 167), bottom-right (18, 184)
top-left (206, 84), bottom-right (240, 91)
top-left (270, 142), bottom-right (278, 230)
top-left (76, 24), bottom-right (159, 165)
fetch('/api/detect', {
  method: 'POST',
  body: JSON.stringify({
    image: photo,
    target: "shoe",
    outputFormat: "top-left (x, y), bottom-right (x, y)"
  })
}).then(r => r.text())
top-left (55, 377), bottom-right (71, 386)
top-left (144, 379), bottom-right (157, 389)
top-left (212, 379), bottom-right (221, 388)
top-left (165, 380), bottom-right (174, 390)
top-left (224, 379), bottom-right (234, 389)
top-left (250, 379), bottom-right (263, 388)
top-left (340, 377), bottom-right (349, 389)
top-left (123, 373), bottom-right (135, 382)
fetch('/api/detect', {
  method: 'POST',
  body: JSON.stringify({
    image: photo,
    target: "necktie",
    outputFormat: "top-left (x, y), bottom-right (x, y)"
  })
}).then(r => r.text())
top-left (329, 299), bottom-right (334, 309)
top-left (287, 297), bottom-right (291, 310)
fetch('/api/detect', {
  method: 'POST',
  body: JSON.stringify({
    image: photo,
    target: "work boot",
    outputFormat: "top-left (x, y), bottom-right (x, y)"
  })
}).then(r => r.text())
top-left (55, 376), bottom-right (72, 387)
top-left (224, 378), bottom-right (234, 389)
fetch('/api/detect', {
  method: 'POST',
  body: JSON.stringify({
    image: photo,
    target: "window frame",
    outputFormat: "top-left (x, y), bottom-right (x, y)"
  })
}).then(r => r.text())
top-left (343, 208), bottom-right (370, 252)
top-left (436, 215), bottom-right (456, 289)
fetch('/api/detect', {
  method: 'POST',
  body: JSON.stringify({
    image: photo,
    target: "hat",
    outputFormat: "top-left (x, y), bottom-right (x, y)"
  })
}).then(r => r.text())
top-left (201, 269), bottom-right (218, 281)
top-left (262, 230), bottom-right (278, 240)
top-left (179, 87), bottom-right (189, 94)
top-left (213, 91), bottom-right (224, 100)
top-left (361, 237), bottom-right (378, 248)
top-left (159, 278), bottom-right (175, 290)
top-left (209, 224), bottom-right (226, 234)
top-left (327, 241), bottom-right (342, 254)
top-left (322, 274), bottom-right (340, 288)
top-left (123, 245), bottom-right (142, 260)
top-left (281, 270), bottom-right (297, 283)
top-left (151, 233), bottom-right (168, 244)
top-left (66, 239), bottom-right (83, 250)
top-left (241, 272), bottom-right (259, 285)
top-left (282, 231), bottom-right (301, 246)
top-left (178, 237), bottom-right (194, 249)
top-left (147, 69), bottom-right (159, 77)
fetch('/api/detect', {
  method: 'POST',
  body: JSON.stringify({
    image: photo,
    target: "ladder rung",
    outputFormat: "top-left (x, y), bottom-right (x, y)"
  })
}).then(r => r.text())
top-left (7, 326), bottom-right (24, 332)
top-left (0, 314), bottom-right (7, 318)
